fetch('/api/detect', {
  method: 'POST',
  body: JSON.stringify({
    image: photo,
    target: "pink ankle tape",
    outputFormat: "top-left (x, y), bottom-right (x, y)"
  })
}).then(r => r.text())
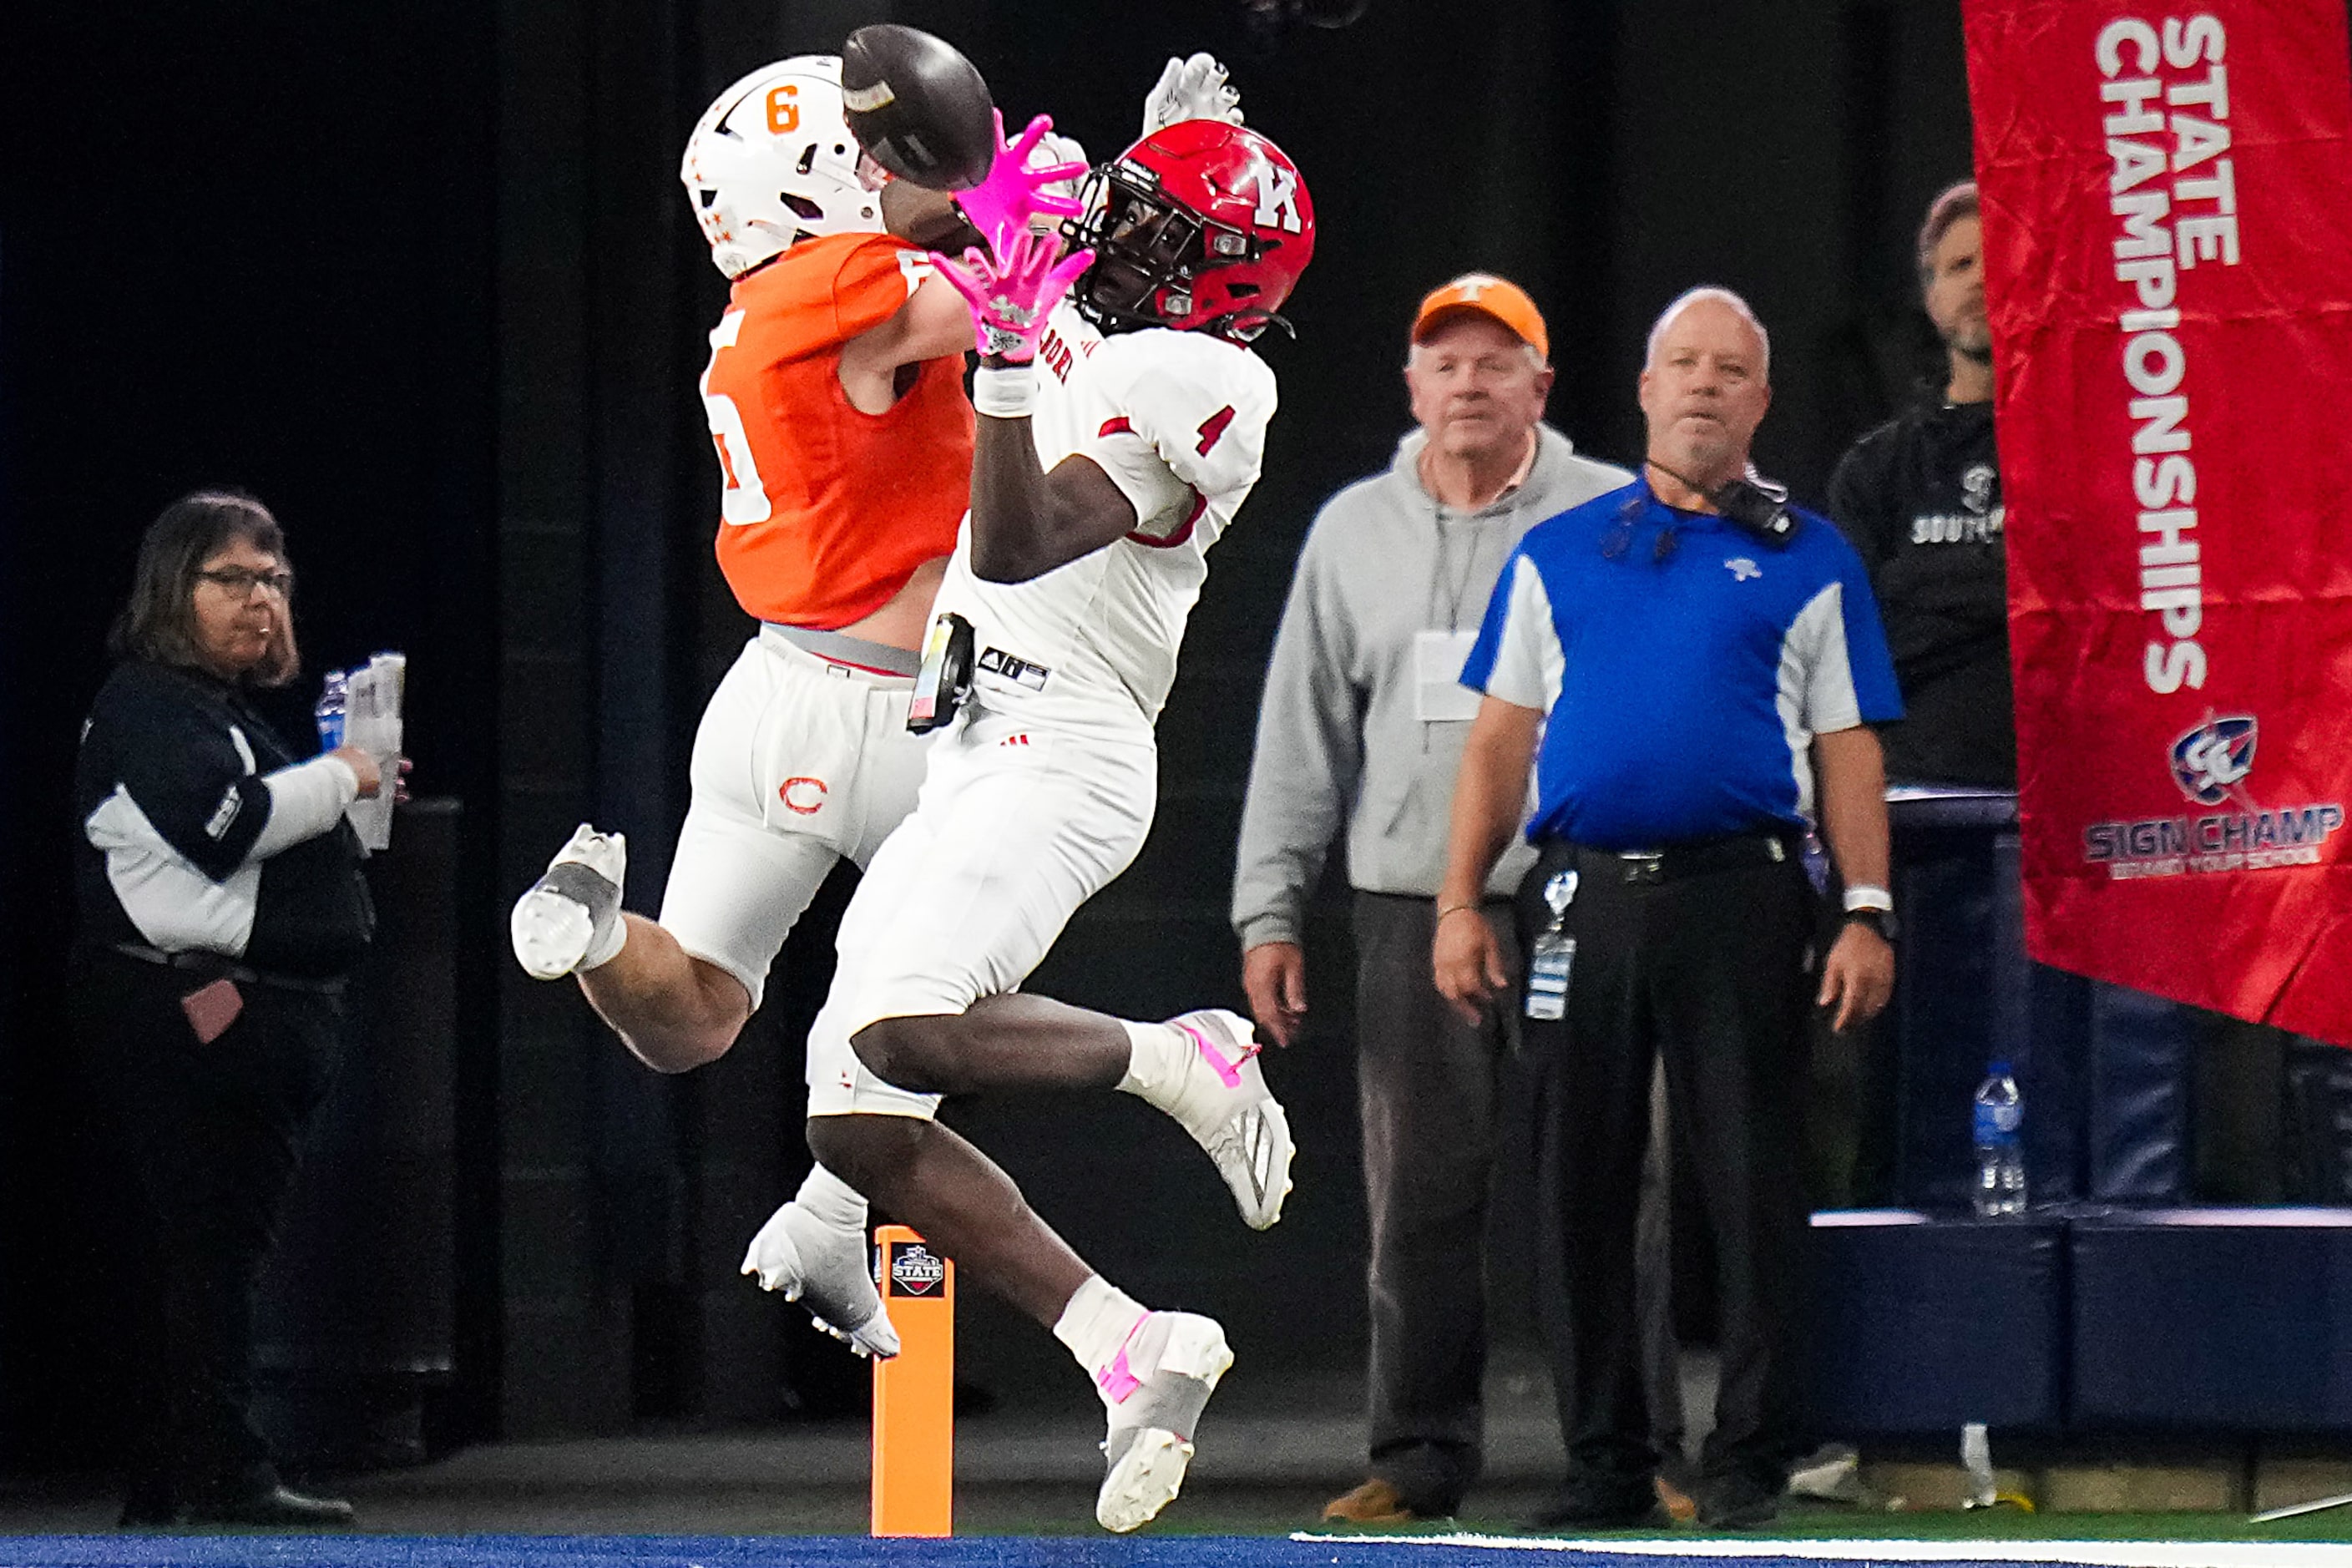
top-left (1178, 1021), bottom-right (1257, 1090)
top-left (1095, 1312), bottom-right (1151, 1403)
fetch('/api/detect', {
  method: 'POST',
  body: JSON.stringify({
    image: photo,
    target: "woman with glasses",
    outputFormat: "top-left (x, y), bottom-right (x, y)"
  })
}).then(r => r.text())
top-left (71, 489), bottom-right (390, 1527)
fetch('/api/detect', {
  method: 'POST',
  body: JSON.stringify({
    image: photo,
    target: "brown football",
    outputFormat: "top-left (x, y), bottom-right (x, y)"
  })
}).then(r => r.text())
top-left (841, 24), bottom-right (995, 192)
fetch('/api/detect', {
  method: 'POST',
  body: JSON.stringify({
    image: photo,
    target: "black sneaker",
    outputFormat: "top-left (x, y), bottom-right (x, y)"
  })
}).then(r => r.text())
top-left (184, 1482), bottom-right (356, 1528)
top-left (1696, 1477), bottom-right (1779, 1530)
top-left (1525, 1480), bottom-right (1671, 1532)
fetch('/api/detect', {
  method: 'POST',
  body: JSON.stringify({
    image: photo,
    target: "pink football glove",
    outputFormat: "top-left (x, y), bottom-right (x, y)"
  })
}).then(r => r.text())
top-left (932, 228), bottom-right (1095, 364)
top-left (953, 111), bottom-right (1090, 255)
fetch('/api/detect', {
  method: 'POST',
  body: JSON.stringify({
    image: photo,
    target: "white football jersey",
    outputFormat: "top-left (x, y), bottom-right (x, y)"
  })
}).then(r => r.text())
top-left (930, 299), bottom-right (1278, 737)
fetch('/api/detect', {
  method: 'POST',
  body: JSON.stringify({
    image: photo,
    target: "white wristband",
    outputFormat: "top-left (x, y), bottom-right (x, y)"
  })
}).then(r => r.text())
top-left (1842, 883), bottom-right (1894, 913)
top-left (972, 363), bottom-right (1038, 418)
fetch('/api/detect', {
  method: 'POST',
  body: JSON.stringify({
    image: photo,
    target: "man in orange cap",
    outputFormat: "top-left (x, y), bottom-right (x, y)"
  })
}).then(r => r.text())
top-left (1236, 274), bottom-right (1677, 1523)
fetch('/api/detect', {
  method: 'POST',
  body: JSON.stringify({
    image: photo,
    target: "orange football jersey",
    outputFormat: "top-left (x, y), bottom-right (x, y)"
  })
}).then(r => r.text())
top-left (699, 231), bottom-right (974, 630)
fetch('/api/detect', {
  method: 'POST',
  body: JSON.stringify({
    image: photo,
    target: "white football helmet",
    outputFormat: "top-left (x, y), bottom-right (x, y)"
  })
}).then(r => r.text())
top-left (680, 57), bottom-right (883, 279)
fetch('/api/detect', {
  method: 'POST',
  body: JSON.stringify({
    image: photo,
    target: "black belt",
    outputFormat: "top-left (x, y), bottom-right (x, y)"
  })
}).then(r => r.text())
top-left (109, 943), bottom-right (347, 997)
top-left (1551, 831), bottom-right (1798, 886)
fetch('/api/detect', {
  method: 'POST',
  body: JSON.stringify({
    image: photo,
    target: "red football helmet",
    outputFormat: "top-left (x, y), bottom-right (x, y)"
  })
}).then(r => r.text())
top-left (1064, 119), bottom-right (1314, 341)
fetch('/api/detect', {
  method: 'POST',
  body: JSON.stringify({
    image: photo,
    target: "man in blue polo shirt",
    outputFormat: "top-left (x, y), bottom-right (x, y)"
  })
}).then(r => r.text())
top-left (1434, 287), bottom-right (1902, 1530)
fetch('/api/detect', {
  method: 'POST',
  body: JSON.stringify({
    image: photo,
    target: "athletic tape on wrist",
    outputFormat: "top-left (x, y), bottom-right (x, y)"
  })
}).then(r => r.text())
top-left (973, 364), bottom-right (1038, 418)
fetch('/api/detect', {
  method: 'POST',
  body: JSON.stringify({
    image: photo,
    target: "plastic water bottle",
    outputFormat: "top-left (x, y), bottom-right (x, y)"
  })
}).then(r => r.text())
top-left (1972, 1060), bottom-right (2026, 1217)
top-left (314, 669), bottom-right (348, 751)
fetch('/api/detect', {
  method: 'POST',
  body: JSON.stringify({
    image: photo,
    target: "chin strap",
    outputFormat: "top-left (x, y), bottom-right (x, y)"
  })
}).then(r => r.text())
top-left (1207, 308), bottom-right (1293, 344)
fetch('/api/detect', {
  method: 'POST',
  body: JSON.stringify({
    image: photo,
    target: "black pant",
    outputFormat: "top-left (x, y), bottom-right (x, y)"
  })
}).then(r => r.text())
top-left (1351, 893), bottom-right (1519, 1514)
top-left (1518, 840), bottom-right (1814, 1496)
top-left (71, 948), bottom-right (343, 1506)
top-left (1353, 893), bottom-right (1685, 1513)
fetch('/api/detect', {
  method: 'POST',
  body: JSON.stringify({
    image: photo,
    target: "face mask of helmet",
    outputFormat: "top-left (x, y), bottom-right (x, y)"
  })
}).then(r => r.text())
top-left (1066, 169), bottom-right (1291, 342)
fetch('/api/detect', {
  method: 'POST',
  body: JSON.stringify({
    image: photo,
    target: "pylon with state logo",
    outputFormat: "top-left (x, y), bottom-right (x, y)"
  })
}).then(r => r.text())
top-left (870, 1224), bottom-right (954, 1537)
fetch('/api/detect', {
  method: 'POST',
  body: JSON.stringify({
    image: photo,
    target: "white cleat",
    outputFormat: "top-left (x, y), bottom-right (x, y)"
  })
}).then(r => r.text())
top-left (1095, 1311), bottom-right (1234, 1533)
top-left (1158, 1009), bottom-right (1294, 1230)
top-left (740, 1198), bottom-right (900, 1359)
top-left (510, 823), bottom-right (625, 980)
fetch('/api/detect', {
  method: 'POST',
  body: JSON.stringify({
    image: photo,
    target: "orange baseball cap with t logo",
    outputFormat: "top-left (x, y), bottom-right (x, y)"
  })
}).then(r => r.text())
top-left (1412, 272), bottom-right (1549, 362)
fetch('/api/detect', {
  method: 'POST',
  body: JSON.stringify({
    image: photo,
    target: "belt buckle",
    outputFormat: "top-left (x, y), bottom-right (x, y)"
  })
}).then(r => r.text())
top-left (1617, 849), bottom-right (1665, 885)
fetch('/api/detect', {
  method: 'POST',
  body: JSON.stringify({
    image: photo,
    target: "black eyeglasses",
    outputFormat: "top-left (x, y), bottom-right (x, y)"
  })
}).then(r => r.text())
top-left (199, 567), bottom-right (296, 598)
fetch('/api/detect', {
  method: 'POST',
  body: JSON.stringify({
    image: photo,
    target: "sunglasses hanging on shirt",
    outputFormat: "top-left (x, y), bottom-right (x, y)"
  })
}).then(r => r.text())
top-left (1601, 495), bottom-right (1672, 561)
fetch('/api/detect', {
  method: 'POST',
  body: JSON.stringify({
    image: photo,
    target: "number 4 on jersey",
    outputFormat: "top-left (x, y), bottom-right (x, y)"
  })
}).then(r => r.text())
top-left (1196, 405), bottom-right (1235, 456)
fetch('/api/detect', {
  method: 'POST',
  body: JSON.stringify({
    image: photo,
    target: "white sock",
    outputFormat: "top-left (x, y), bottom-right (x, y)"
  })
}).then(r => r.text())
top-left (796, 1161), bottom-right (868, 1230)
top-left (1115, 1018), bottom-right (1190, 1106)
top-left (1053, 1274), bottom-right (1147, 1379)
top-left (579, 910), bottom-right (630, 971)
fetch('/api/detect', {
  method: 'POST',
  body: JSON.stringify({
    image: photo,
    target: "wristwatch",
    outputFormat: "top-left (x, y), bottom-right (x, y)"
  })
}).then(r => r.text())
top-left (1842, 907), bottom-right (1897, 942)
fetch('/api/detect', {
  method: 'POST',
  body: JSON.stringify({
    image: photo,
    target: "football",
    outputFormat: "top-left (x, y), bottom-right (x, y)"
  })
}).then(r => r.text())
top-left (841, 24), bottom-right (996, 191)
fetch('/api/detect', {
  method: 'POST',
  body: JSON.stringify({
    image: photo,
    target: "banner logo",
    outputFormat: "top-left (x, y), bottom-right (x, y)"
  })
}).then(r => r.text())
top-left (2082, 712), bottom-right (2341, 878)
top-left (2170, 715), bottom-right (2257, 805)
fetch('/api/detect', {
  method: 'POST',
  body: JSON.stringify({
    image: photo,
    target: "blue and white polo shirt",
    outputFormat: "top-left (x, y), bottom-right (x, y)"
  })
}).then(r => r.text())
top-left (1460, 480), bottom-right (1903, 850)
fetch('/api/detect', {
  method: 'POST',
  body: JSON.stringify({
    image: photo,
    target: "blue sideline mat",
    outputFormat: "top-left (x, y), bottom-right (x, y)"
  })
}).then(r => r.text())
top-left (1298, 1539), bottom-right (2352, 1566)
top-left (3, 1539), bottom-right (2347, 1568)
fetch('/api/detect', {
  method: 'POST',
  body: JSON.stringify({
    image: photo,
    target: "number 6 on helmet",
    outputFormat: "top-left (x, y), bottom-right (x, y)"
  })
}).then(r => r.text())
top-left (680, 57), bottom-right (883, 280)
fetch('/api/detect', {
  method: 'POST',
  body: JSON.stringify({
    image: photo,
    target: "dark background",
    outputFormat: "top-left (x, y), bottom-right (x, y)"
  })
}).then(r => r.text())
top-left (0, 0), bottom-right (1977, 1460)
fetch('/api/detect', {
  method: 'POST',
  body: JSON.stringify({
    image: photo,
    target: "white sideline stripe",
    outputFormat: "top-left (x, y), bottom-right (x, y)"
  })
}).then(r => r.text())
top-left (1291, 1534), bottom-right (2352, 1566)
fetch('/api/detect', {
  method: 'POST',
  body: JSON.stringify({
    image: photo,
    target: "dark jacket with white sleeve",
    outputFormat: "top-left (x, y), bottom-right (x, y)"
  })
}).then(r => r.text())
top-left (74, 661), bottom-right (374, 980)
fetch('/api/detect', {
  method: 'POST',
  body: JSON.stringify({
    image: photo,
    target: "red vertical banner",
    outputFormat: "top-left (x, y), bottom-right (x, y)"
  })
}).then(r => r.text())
top-left (1961, 0), bottom-right (2352, 1044)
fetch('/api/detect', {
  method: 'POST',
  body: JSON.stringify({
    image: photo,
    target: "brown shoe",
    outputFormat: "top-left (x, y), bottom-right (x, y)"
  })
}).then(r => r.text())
top-left (1323, 1478), bottom-right (1417, 1524)
top-left (1654, 1474), bottom-right (1698, 1522)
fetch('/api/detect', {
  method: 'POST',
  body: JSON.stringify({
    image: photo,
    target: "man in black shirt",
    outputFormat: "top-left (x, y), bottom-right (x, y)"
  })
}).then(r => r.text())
top-left (1828, 181), bottom-right (2010, 787)
top-left (1820, 185), bottom-right (2009, 1213)
top-left (1825, 187), bottom-right (2223, 1216)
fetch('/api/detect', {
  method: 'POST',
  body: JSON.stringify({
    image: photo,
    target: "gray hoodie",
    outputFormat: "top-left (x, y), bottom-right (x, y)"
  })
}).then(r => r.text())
top-left (1232, 424), bottom-right (1634, 949)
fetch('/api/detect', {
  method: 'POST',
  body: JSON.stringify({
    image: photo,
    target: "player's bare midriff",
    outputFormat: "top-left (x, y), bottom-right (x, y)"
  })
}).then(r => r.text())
top-left (826, 554), bottom-right (950, 653)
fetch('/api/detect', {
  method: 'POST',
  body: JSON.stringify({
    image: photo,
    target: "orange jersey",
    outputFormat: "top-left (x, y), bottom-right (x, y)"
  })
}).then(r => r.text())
top-left (700, 231), bottom-right (974, 629)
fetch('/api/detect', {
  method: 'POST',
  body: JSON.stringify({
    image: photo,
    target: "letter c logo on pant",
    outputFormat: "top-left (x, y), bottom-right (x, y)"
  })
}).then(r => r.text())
top-left (780, 776), bottom-right (827, 815)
